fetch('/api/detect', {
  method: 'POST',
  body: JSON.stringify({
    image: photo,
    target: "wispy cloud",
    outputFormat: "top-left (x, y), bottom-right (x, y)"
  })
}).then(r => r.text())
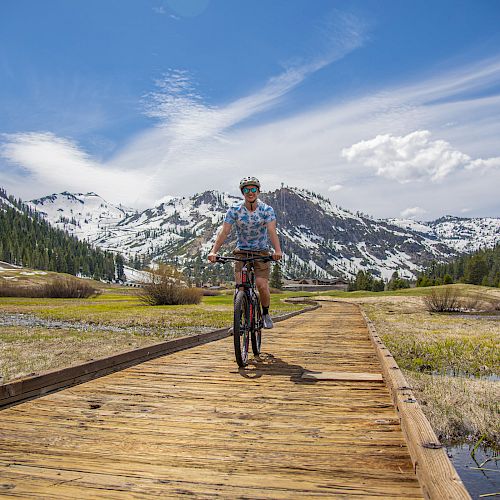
top-left (0, 132), bottom-right (143, 202)
top-left (1, 31), bottom-right (500, 218)
top-left (0, 14), bottom-right (365, 206)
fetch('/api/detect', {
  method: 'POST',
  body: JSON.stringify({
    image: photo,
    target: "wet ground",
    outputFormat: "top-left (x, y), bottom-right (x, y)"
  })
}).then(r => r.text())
top-left (447, 443), bottom-right (499, 499)
top-left (0, 313), bottom-right (215, 337)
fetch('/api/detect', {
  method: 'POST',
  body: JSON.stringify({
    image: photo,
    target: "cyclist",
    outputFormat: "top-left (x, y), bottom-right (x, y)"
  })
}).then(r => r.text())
top-left (208, 176), bottom-right (283, 329)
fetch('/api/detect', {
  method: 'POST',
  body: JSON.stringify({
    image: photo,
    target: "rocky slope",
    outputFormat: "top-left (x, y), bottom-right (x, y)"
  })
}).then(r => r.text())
top-left (27, 188), bottom-right (500, 281)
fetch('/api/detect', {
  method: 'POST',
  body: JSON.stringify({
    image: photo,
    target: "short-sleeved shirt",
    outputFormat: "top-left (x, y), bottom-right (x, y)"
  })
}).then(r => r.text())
top-left (224, 200), bottom-right (276, 251)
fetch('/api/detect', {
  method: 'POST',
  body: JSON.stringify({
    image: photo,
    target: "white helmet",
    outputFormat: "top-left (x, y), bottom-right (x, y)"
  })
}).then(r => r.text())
top-left (239, 176), bottom-right (261, 192)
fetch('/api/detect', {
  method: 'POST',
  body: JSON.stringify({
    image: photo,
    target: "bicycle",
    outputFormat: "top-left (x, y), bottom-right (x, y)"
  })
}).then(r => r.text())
top-left (215, 255), bottom-right (274, 367)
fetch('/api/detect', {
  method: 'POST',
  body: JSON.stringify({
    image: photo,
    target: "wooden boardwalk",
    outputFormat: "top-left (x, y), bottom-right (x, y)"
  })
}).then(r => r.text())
top-left (0, 302), bottom-right (424, 499)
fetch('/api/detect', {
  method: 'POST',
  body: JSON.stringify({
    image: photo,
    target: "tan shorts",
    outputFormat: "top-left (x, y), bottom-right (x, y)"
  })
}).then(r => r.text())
top-left (233, 249), bottom-right (271, 281)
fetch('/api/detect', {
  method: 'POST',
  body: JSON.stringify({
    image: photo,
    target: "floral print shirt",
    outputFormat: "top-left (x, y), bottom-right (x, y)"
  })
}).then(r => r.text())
top-left (224, 200), bottom-right (276, 251)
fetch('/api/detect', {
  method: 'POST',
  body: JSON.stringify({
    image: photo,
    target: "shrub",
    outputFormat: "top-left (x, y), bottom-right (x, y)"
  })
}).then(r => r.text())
top-left (41, 278), bottom-right (101, 298)
top-left (423, 288), bottom-right (461, 312)
top-left (138, 264), bottom-right (202, 305)
top-left (424, 288), bottom-right (500, 313)
top-left (0, 277), bottom-right (100, 298)
top-left (201, 288), bottom-right (221, 296)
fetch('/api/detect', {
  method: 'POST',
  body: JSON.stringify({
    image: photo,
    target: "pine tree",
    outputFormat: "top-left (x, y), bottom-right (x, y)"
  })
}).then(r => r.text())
top-left (270, 262), bottom-right (284, 290)
top-left (115, 254), bottom-right (126, 282)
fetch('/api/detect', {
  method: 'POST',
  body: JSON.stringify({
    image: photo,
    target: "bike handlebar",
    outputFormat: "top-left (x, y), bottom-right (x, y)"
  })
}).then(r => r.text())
top-left (215, 255), bottom-right (274, 263)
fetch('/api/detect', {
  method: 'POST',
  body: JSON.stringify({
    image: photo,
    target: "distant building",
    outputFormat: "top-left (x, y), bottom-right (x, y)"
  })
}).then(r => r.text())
top-left (283, 278), bottom-right (349, 292)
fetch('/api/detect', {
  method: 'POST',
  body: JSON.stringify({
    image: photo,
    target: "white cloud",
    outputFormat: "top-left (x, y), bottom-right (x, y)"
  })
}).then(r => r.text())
top-left (1, 35), bottom-right (500, 218)
top-left (0, 132), bottom-right (145, 202)
top-left (401, 206), bottom-right (427, 219)
top-left (341, 130), bottom-right (500, 183)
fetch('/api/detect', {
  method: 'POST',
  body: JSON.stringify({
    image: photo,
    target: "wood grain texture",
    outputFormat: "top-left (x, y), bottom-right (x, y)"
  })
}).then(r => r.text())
top-left (0, 301), bottom-right (425, 499)
top-left (301, 371), bottom-right (384, 381)
top-left (357, 304), bottom-right (471, 500)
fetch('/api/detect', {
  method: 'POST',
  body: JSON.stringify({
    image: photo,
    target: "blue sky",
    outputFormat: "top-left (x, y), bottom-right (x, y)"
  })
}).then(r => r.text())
top-left (1, 0), bottom-right (500, 219)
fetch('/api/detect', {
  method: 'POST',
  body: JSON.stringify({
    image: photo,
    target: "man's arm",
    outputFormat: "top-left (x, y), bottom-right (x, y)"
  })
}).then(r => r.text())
top-left (267, 220), bottom-right (282, 260)
top-left (208, 222), bottom-right (232, 262)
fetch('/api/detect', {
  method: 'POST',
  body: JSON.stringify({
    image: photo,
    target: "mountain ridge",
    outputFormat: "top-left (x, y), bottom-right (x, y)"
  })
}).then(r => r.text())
top-left (26, 187), bottom-right (500, 281)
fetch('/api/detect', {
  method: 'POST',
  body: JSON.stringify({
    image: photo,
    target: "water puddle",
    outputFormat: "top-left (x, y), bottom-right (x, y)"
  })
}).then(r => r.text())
top-left (454, 313), bottom-right (500, 321)
top-left (446, 443), bottom-right (499, 499)
top-left (437, 370), bottom-right (500, 382)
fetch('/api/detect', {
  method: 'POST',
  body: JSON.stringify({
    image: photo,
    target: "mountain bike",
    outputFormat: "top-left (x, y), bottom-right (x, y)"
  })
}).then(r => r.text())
top-left (215, 255), bottom-right (274, 367)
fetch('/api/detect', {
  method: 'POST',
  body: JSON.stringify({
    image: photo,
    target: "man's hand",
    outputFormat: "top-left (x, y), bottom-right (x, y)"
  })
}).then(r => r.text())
top-left (272, 251), bottom-right (283, 261)
top-left (208, 252), bottom-right (218, 263)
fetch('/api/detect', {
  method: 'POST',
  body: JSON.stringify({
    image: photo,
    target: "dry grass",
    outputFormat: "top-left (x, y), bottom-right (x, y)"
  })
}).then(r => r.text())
top-left (0, 277), bottom-right (101, 298)
top-left (361, 297), bottom-right (499, 376)
top-left (405, 371), bottom-right (499, 446)
top-left (325, 285), bottom-right (500, 446)
top-left (0, 326), bottom-right (158, 383)
top-left (423, 287), bottom-right (500, 313)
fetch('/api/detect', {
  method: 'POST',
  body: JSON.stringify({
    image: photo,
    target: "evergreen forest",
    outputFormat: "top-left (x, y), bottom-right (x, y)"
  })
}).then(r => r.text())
top-left (0, 188), bottom-right (119, 281)
top-left (417, 243), bottom-right (500, 288)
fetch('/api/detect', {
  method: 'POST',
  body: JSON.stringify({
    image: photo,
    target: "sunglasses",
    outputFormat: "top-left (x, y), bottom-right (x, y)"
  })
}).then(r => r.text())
top-left (243, 187), bottom-right (258, 194)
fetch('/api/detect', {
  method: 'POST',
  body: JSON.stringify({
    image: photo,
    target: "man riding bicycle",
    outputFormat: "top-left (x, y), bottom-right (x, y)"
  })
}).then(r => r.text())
top-left (208, 176), bottom-right (283, 329)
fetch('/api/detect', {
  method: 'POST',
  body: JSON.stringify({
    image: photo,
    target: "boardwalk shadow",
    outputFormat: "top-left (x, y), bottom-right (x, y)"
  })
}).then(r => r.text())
top-left (237, 353), bottom-right (318, 385)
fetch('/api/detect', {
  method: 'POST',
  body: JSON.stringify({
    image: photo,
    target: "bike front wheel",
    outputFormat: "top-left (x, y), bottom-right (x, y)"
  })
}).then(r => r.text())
top-left (251, 295), bottom-right (262, 356)
top-left (233, 290), bottom-right (250, 367)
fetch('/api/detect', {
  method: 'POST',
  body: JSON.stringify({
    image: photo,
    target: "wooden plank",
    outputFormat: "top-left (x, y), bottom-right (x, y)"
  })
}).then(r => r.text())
top-left (301, 370), bottom-right (384, 381)
top-left (357, 304), bottom-right (471, 500)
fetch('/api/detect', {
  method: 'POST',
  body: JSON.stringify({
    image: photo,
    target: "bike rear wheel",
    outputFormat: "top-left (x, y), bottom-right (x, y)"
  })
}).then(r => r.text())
top-left (251, 295), bottom-right (262, 356)
top-left (233, 290), bottom-right (250, 367)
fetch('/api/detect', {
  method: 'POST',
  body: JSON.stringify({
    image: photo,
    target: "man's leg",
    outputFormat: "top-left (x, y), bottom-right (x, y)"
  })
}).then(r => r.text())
top-left (256, 277), bottom-right (270, 307)
top-left (256, 277), bottom-right (273, 329)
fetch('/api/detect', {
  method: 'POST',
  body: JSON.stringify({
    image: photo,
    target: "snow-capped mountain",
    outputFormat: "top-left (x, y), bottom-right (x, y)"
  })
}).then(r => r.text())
top-left (388, 215), bottom-right (500, 253)
top-left (28, 188), bottom-right (500, 281)
top-left (29, 191), bottom-right (136, 250)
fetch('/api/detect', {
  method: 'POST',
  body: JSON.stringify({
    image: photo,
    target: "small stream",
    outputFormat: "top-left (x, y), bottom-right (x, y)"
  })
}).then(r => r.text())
top-left (447, 443), bottom-right (499, 499)
top-left (0, 313), bottom-right (215, 337)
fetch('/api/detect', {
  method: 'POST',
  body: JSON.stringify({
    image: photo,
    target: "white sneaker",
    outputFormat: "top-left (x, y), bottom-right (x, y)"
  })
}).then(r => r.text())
top-left (262, 314), bottom-right (273, 329)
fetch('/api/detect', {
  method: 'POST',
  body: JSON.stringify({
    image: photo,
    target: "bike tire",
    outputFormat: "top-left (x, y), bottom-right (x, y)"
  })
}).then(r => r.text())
top-left (251, 294), bottom-right (262, 356)
top-left (233, 290), bottom-right (250, 367)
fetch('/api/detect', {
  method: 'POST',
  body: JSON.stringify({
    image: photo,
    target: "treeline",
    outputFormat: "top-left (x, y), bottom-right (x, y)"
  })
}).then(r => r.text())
top-left (348, 270), bottom-right (410, 292)
top-left (0, 188), bottom-right (121, 281)
top-left (417, 243), bottom-right (500, 288)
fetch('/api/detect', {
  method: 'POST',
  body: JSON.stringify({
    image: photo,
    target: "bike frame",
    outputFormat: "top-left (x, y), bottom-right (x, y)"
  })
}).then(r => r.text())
top-left (215, 254), bottom-right (273, 366)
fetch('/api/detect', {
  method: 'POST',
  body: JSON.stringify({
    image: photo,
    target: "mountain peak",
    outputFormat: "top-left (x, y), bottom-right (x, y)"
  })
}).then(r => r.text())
top-left (21, 187), bottom-right (500, 281)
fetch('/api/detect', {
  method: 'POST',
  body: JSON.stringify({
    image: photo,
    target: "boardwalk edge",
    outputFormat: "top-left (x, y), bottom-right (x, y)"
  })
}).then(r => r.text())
top-left (0, 300), bottom-right (319, 410)
top-left (358, 305), bottom-right (471, 500)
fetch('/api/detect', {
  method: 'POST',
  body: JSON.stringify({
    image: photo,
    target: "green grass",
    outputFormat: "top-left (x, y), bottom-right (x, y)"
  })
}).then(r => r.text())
top-left (316, 283), bottom-right (500, 299)
top-left (0, 290), bottom-right (306, 328)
